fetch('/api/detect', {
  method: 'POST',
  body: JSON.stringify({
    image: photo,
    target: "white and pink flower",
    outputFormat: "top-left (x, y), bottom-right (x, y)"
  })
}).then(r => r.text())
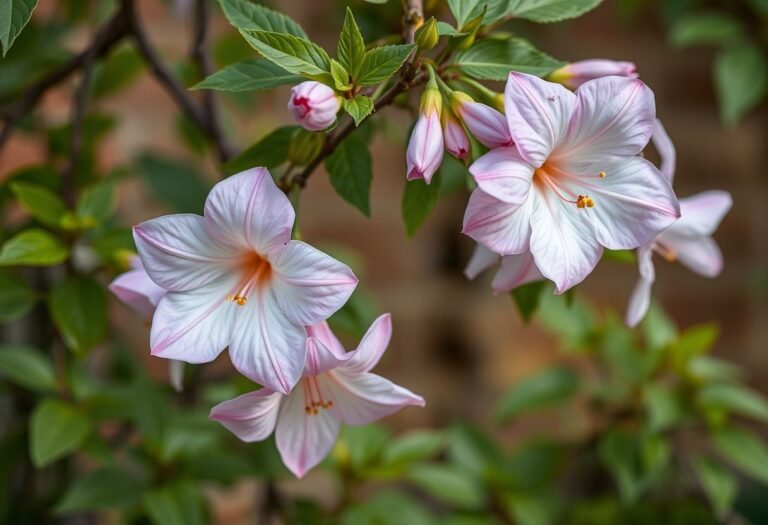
top-left (210, 315), bottom-right (424, 478)
top-left (442, 111), bottom-right (471, 160)
top-left (406, 80), bottom-right (444, 183)
top-left (463, 73), bottom-right (680, 293)
top-left (288, 81), bottom-right (341, 132)
top-left (464, 244), bottom-right (542, 294)
top-left (450, 91), bottom-right (512, 149)
top-left (133, 167), bottom-right (357, 394)
top-left (550, 59), bottom-right (638, 90)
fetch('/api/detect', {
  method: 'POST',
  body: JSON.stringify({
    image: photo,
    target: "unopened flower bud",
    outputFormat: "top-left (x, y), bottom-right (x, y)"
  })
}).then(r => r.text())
top-left (450, 92), bottom-right (512, 149)
top-left (549, 59), bottom-right (638, 90)
top-left (288, 128), bottom-right (324, 166)
top-left (288, 81), bottom-right (341, 131)
top-left (442, 111), bottom-right (470, 160)
top-left (407, 76), bottom-right (443, 183)
top-left (415, 17), bottom-right (439, 51)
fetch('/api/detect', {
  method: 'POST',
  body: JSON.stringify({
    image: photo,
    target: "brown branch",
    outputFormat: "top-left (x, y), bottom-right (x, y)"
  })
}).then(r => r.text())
top-left (0, 9), bottom-right (129, 150)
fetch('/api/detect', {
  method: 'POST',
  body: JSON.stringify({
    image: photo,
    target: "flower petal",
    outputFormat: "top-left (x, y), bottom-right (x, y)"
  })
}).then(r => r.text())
top-left (209, 389), bottom-right (282, 442)
top-left (228, 287), bottom-right (307, 394)
top-left (150, 277), bottom-right (236, 363)
top-left (666, 190), bottom-right (732, 237)
top-left (324, 370), bottom-right (424, 425)
top-left (406, 112), bottom-right (444, 184)
top-left (469, 147), bottom-right (535, 204)
top-left (462, 189), bottom-right (533, 256)
top-left (625, 244), bottom-right (655, 327)
top-left (133, 214), bottom-right (232, 291)
top-left (457, 100), bottom-right (512, 149)
top-left (578, 157), bottom-right (680, 250)
top-left (109, 267), bottom-right (166, 319)
top-left (529, 186), bottom-right (603, 293)
top-left (305, 335), bottom-right (349, 377)
top-left (491, 252), bottom-right (543, 293)
top-left (203, 167), bottom-right (295, 254)
top-left (662, 233), bottom-right (724, 277)
top-left (275, 382), bottom-right (340, 478)
top-left (270, 241), bottom-right (358, 326)
top-left (504, 72), bottom-right (575, 167)
top-left (651, 119), bottom-right (676, 183)
top-left (464, 244), bottom-right (500, 280)
top-left (559, 77), bottom-right (655, 168)
top-left (306, 321), bottom-right (346, 356)
top-left (341, 314), bottom-right (392, 375)
top-left (169, 360), bottom-right (184, 392)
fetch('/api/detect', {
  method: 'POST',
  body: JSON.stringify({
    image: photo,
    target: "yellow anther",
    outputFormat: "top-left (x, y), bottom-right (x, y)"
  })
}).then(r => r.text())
top-left (576, 194), bottom-right (595, 209)
top-left (305, 406), bottom-right (312, 415)
top-left (599, 171), bottom-right (606, 178)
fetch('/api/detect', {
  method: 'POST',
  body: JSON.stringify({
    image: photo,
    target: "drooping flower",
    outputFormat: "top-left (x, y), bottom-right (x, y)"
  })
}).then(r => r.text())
top-left (464, 73), bottom-right (680, 293)
top-left (442, 111), bottom-right (471, 160)
top-left (450, 91), bottom-right (512, 149)
top-left (108, 256), bottom-right (185, 392)
top-left (133, 167), bottom-right (357, 394)
top-left (406, 71), bottom-right (443, 183)
top-left (549, 59), bottom-right (638, 90)
top-left (209, 315), bottom-right (424, 478)
top-left (288, 81), bottom-right (341, 132)
top-left (464, 244), bottom-right (542, 294)
top-left (625, 122), bottom-right (732, 326)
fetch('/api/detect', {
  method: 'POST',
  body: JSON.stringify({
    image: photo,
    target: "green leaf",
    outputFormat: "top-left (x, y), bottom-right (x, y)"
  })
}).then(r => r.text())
top-left (449, 423), bottom-right (502, 476)
top-left (240, 30), bottom-right (332, 82)
top-left (699, 384), bottom-right (768, 422)
top-left (0, 269), bottom-right (36, 322)
top-left (76, 181), bottom-right (115, 227)
top-left (217, 0), bottom-right (307, 37)
top-left (436, 21), bottom-right (467, 37)
top-left (641, 303), bottom-right (678, 350)
top-left (504, 0), bottom-right (603, 23)
top-left (447, 0), bottom-right (486, 28)
top-left (602, 249), bottom-right (635, 264)
top-left (383, 431), bottom-right (444, 466)
top-left (90, 45), bottom-right (144, 99)
top-left (10, 182), bottom-right (67, 229)
top-left (670, 11), bottom-right (746, 48)
top-left (693, 458), bottom-right (737, 520)
top-left (670, 323), bottom-right (719, 366)
top-left (193, 58), bottom-right (301, 92)
top-left (0, 344), bottom-right (56, 392)
top-left (339, 424), bottom-right (390, 469)
top-left (223, 126), bottom-right (297, 175)
top-left (143, 481), bottom-right (206, 525)
top-left (325, 132), bottom-right (372, 216)
top-left (712, 427), bottom-right (768, 485)
top-left (136, 153), bottom-right (210, 214)
top-left (338, 7), bottom-right (366, 76)
top-left (343, 490), bottom-right (434, 525)
top-left (406, 464), bottom-right (485, 509)
top-left (55, 466), bottom-right (145, 513)
top-left (644, 384), bottom-right (684, 433)
top-left (0, 229), bottom-right (68, 267)
top-left (356, 44), bottom-right (414, 86)
top-left (511, 280), bottom-right (547, 323)
top-left (402, 172), bottom-right (442, 237)
top-left (0, 0), bottom-right (38, 56)
top-left (599, 430), bottom-right (644, 503)
top-left (331, 58), bottom-right (352, 90)
top-left (343, 96), bottom-right (374, 126)
top-left (30, 399), bottom-right (91, 467)
top-left (49, 276), bottom-right (107, 356)
top-left (494, 365), bottom-right (578, 422)
top-left (714, 45), bottom-right (768, 127)
top-left (455, 38), bottom-right (565, 80)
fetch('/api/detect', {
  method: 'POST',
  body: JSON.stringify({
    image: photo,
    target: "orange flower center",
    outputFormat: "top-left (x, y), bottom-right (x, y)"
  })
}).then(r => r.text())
top-left (226, 251), bottom-right (272, 306)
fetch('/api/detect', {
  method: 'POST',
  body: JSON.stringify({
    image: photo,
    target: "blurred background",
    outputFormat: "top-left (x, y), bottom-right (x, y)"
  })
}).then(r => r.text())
top-left (1, 0), bottom-right (767, 522)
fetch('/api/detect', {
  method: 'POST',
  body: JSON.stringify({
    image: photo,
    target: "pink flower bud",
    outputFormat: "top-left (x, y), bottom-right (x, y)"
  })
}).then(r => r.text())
top-left (451, 92), bottom-right (512, 149)
top-left (406, 86), bottom-right (444, 183)
top-left (550, 59), bottom-right (638, 89)
top-left (288, 81), bottom-right (340, 131)
top-left (442, 112), bottom-right (470, 160)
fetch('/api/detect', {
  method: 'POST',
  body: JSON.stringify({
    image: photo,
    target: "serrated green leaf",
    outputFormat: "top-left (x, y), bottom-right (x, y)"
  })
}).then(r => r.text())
top-left (136, 153), bottom-right (210, 214)
top-left (217, 0), bottom-right (306, 37)
top-left (343, 96), bottom-right (374, 125)
top-left (0, 229), bottom-right (68, 266)
top-left (699, 384), bottom-right (768, 422)
top-left (55, 466), bottom-right (145, 513)
top-left (223, 126), bottom-right (297, 175)
top-left (406, 464), bottom-right (485, 509)
top-left (357, 44), bottom-right (414, 86)
top-left (0, 0), bottom-right (38, 56)
top-left (402, 172), bottom-right (441, 237)
top-left (670, 11), bottom-right (746, 48)
top-left (505, 0), bottom-right (603, 23)
top-left (0, 344), bottom-right (56, 392)
top-left (511, 280), bottom-right (547, 323)
top-left (693, 458), bottom-right (737, 521)
top-left (714, 45), bottom-right (768, 127)
top-left (331, 58), bottom-right (352, 90)
top-left (10, 182), bottom-right (67, 229)
top-left (325, 132), bottom-right (372, 216)
top-left (30, 399), bottom-right (91, 467)
top-left (143, 481), bottom-right (206, 525)
top-left (76, 181), bottom-right (115, 227)
top-left (495, 365), bottom-right (578, 422)
top-left (447, 0), bottom-right (486, 28)
top-left (455, 38), bottom-right (565, 80)
top-left (49, 276), bottom-right (107, 356)
top-left (338, 7), bottom-right (366, 76)
top-left (712, 427), bottom-right (768, 485)
top-left (240, 30), bottom-right (332, 82)
top-left (0, 269), bottom-right (36, 322)
top-left (193, 58), bottom-right (301, 92)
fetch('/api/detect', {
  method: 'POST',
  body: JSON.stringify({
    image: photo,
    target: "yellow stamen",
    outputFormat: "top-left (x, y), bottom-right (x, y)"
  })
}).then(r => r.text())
top-left (227, 252), bottom-right (271, 306)
top-left (576, 194), bottom-right (595, 209)
top-left (599, 171), bottom-right (606, 178)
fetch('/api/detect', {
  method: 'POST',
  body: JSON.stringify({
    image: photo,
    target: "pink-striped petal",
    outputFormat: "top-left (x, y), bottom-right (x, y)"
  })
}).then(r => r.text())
top-left (462, 189), bottom-right (533, 256)
top-left (625, 244), bottom-right (655, 327)
top-left (469, 147), bottom-right (534, 204)
top-left (491, 252), bottom-right (542, 293)
top-left (651, 119), bottom-right (676, 183)
top-left (341, 314), bottom-right (392, 375)
top-left (209, 389), bottom-right (282, 442)
top-left (667, 191), bottom-right (732, 238)
top-left (464, 244), bottom-right (500, 280)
